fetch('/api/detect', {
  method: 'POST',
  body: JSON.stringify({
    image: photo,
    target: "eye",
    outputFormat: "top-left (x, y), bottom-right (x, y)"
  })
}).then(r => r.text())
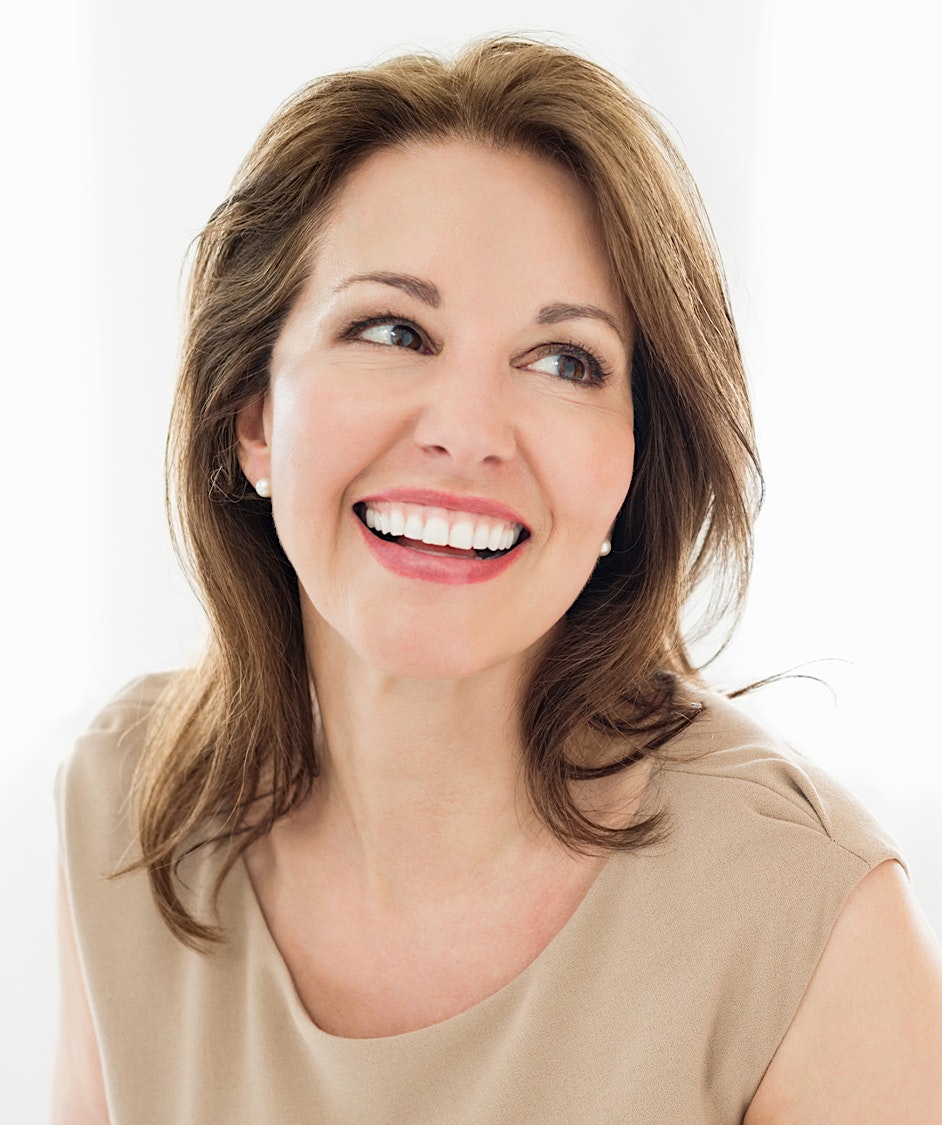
top-left (528, 346), bottom-right (610, 386)
top-left (355, 320), bottom-right (425, 351)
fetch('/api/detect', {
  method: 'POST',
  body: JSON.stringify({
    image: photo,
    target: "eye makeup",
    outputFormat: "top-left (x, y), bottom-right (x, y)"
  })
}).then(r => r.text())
top-left (525, 340), bottom-right (614, 385)
top-left (339, 310), bottom-right (438, 353)
top-left (336, 308), bottom-right (618, 387)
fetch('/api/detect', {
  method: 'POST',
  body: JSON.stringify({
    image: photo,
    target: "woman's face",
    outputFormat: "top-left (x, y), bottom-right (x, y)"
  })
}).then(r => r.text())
top-left (238, 140), bottom-right (635, 681)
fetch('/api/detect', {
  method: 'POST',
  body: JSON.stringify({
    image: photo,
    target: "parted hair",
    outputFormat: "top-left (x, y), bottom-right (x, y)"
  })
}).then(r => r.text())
top-left (128, 35), bottom-right (762, 946)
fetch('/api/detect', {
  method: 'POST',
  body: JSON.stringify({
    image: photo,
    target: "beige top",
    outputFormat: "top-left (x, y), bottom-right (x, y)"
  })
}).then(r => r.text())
top-left (57, 675), bottom-right (905, 1124)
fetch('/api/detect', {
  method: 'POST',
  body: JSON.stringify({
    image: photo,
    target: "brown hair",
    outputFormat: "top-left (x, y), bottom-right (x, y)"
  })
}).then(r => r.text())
top-left (128, 35), bottom-right (762, 946)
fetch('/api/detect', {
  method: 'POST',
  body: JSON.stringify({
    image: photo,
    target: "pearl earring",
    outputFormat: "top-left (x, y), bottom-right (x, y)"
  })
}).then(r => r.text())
top-left (255, 478), bottom-right (272, 498)
top-left (599, 539), bottom-right (611, 557)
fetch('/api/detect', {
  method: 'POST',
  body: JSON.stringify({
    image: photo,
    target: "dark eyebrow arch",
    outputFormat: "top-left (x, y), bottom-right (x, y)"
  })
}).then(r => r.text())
top-left (536, 302), bottom-right (626, 345)
top-left (332, 278), bottom-right (624, 345)
top-left (333, 272), bottom-right (441, 308)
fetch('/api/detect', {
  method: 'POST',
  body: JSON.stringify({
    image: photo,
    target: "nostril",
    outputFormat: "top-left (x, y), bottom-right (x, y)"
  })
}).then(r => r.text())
top-left (412, 394), bottom-right (517, 466)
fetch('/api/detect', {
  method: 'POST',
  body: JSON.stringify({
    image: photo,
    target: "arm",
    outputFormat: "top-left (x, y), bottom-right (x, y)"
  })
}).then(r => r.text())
top-left (52, 866), bottom-right (110, 1125)
top-left (745, 859), bottom-right (942, 1124)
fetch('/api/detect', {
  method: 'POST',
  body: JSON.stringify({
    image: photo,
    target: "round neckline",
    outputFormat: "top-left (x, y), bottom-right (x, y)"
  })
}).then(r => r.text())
top-left (235, 845), bottom-right (628, 1048)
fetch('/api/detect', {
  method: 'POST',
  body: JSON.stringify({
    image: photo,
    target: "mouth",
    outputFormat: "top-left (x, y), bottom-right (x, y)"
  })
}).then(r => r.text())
top-left (353, 500), bottom-right (530, 561)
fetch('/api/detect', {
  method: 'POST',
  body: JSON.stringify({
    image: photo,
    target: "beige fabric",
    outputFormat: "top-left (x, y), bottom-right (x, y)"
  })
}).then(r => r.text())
top-left (57, 675), bottom-right (905, 1124)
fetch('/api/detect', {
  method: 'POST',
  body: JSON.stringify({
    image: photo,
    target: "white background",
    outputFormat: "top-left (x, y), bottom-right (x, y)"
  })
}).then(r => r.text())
top-left (2, 0), bottom-right (939, 1118)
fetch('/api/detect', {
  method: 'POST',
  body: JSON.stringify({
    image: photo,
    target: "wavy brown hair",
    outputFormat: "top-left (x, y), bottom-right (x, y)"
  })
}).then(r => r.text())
top-left (127, 35), bottom-right (762, 947)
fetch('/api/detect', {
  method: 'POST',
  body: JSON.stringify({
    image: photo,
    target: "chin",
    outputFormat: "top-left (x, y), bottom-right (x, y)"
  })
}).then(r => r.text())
top-left (301, 587), bottom-right (557, 685)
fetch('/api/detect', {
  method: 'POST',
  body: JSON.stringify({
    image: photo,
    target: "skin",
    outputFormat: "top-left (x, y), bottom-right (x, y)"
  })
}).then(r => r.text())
top-left (53, 141), bottom-right (942, 1119)
top-left (235, 140), bottom-right (641, 1037)
top-left (243, 142), bottom-right (636, 684)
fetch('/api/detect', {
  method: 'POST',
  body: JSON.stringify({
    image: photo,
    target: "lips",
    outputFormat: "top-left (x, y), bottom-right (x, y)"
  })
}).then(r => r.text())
top-left (353, 489), bottom-right (530, 581)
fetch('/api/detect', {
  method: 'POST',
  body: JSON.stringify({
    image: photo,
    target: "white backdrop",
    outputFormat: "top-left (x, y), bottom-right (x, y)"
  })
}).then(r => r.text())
top-left (3, 0), bottom-right (939, 1118)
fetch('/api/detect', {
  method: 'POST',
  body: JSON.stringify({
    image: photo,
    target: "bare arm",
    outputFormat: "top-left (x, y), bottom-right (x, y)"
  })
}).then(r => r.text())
top-left (52, 866), bottom-right (110, 1125)
top-left (745, 859), bottom-right (942, 1124)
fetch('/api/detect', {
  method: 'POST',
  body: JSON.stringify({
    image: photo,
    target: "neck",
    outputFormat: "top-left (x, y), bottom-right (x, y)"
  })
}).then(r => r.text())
top-left (297, 613), bottom-right (555, 903)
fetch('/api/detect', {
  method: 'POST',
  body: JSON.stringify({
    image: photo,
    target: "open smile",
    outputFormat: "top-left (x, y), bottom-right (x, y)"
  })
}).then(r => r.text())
top-left (352, 493), bottom-right (531, 584)
top-left (354, 500), bottom-right (529, 560)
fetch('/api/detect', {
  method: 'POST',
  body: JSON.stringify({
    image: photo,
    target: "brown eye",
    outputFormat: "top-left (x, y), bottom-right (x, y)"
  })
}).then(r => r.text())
top-left (530, 350), bottom-right (599, 384)
top-left (360, 322), bottom-right (424, 350)
top-left (556, 354), bottom-right (587, 381)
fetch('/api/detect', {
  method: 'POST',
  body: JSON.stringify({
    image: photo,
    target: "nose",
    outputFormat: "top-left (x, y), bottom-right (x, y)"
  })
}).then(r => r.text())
top-left (412, 355), bottom-right (517, 469)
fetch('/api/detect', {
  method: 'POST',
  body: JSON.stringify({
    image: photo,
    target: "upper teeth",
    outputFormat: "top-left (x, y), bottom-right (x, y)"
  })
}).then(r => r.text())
top-left (363, 502), bottom-right (523, 552)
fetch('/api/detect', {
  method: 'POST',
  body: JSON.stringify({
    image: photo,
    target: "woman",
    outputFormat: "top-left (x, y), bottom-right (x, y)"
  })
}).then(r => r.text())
top-left (54, 36), bottom-right (942, 1123)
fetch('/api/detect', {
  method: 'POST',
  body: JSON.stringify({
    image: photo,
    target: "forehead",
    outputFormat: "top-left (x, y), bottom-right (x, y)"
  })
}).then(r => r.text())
top-left (308, 141), bottom-right (623, 321)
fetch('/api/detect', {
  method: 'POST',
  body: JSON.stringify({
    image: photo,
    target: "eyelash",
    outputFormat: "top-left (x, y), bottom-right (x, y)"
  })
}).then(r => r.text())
top-left (340, 311), bottom-right (613, 386)
top-left (341, 311), bottom-right (434, 351)
top-left (532, 340), bottom-right (614, 386)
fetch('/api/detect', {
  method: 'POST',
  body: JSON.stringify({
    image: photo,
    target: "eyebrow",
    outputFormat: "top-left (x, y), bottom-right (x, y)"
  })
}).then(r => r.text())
top-left (333, 273), bottom-right (625, 345)
top-left (333, 272), bottom-right (441, 307)
top-left (536, 302), bottom-right (626, 345)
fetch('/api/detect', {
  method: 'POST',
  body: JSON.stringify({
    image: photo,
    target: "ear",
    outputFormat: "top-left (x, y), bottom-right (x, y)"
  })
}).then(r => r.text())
top-left (235, 395), bottom-right (272, 492)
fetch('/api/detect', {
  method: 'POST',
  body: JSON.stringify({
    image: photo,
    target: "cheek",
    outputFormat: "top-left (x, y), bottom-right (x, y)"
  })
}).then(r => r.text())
top-left (268, 378), bottom-right (402, 500)
top-left (541, 410), bottom-right (635, 534)
top-left (265, 383), bottom-right (378, 575)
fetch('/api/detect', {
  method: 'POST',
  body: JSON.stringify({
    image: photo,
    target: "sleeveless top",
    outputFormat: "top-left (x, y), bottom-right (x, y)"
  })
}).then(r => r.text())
top-left (56, 675), bottom-right (905, 1124)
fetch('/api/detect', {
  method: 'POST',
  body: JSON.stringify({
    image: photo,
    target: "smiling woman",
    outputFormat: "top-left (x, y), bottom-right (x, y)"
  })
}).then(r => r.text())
top-left (236, 141), bottom-right (636, 676)
top-left (53, 35), bottom-right (942, 1125)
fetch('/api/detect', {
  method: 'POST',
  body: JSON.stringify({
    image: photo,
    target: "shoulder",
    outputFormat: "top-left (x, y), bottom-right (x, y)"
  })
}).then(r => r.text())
top-left (620, 688), bottom-right (920, 1109)
top-left (56, 672), bottom-right (175, 869)
top-left (60, 673), bottom-right (172, 773)
top-left (655, 688), bottom-right (904, 874)
top-left (745, 857), bottom-right (942, 1122)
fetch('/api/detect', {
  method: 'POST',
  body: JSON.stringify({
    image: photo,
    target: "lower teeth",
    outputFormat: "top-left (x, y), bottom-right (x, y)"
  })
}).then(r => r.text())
top-left (371, 528), bottom-right (506, 559)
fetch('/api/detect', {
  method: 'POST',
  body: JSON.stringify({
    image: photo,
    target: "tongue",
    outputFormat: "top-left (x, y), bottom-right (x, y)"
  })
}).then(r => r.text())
top-left (399, 537), bottom-right (480, 559)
